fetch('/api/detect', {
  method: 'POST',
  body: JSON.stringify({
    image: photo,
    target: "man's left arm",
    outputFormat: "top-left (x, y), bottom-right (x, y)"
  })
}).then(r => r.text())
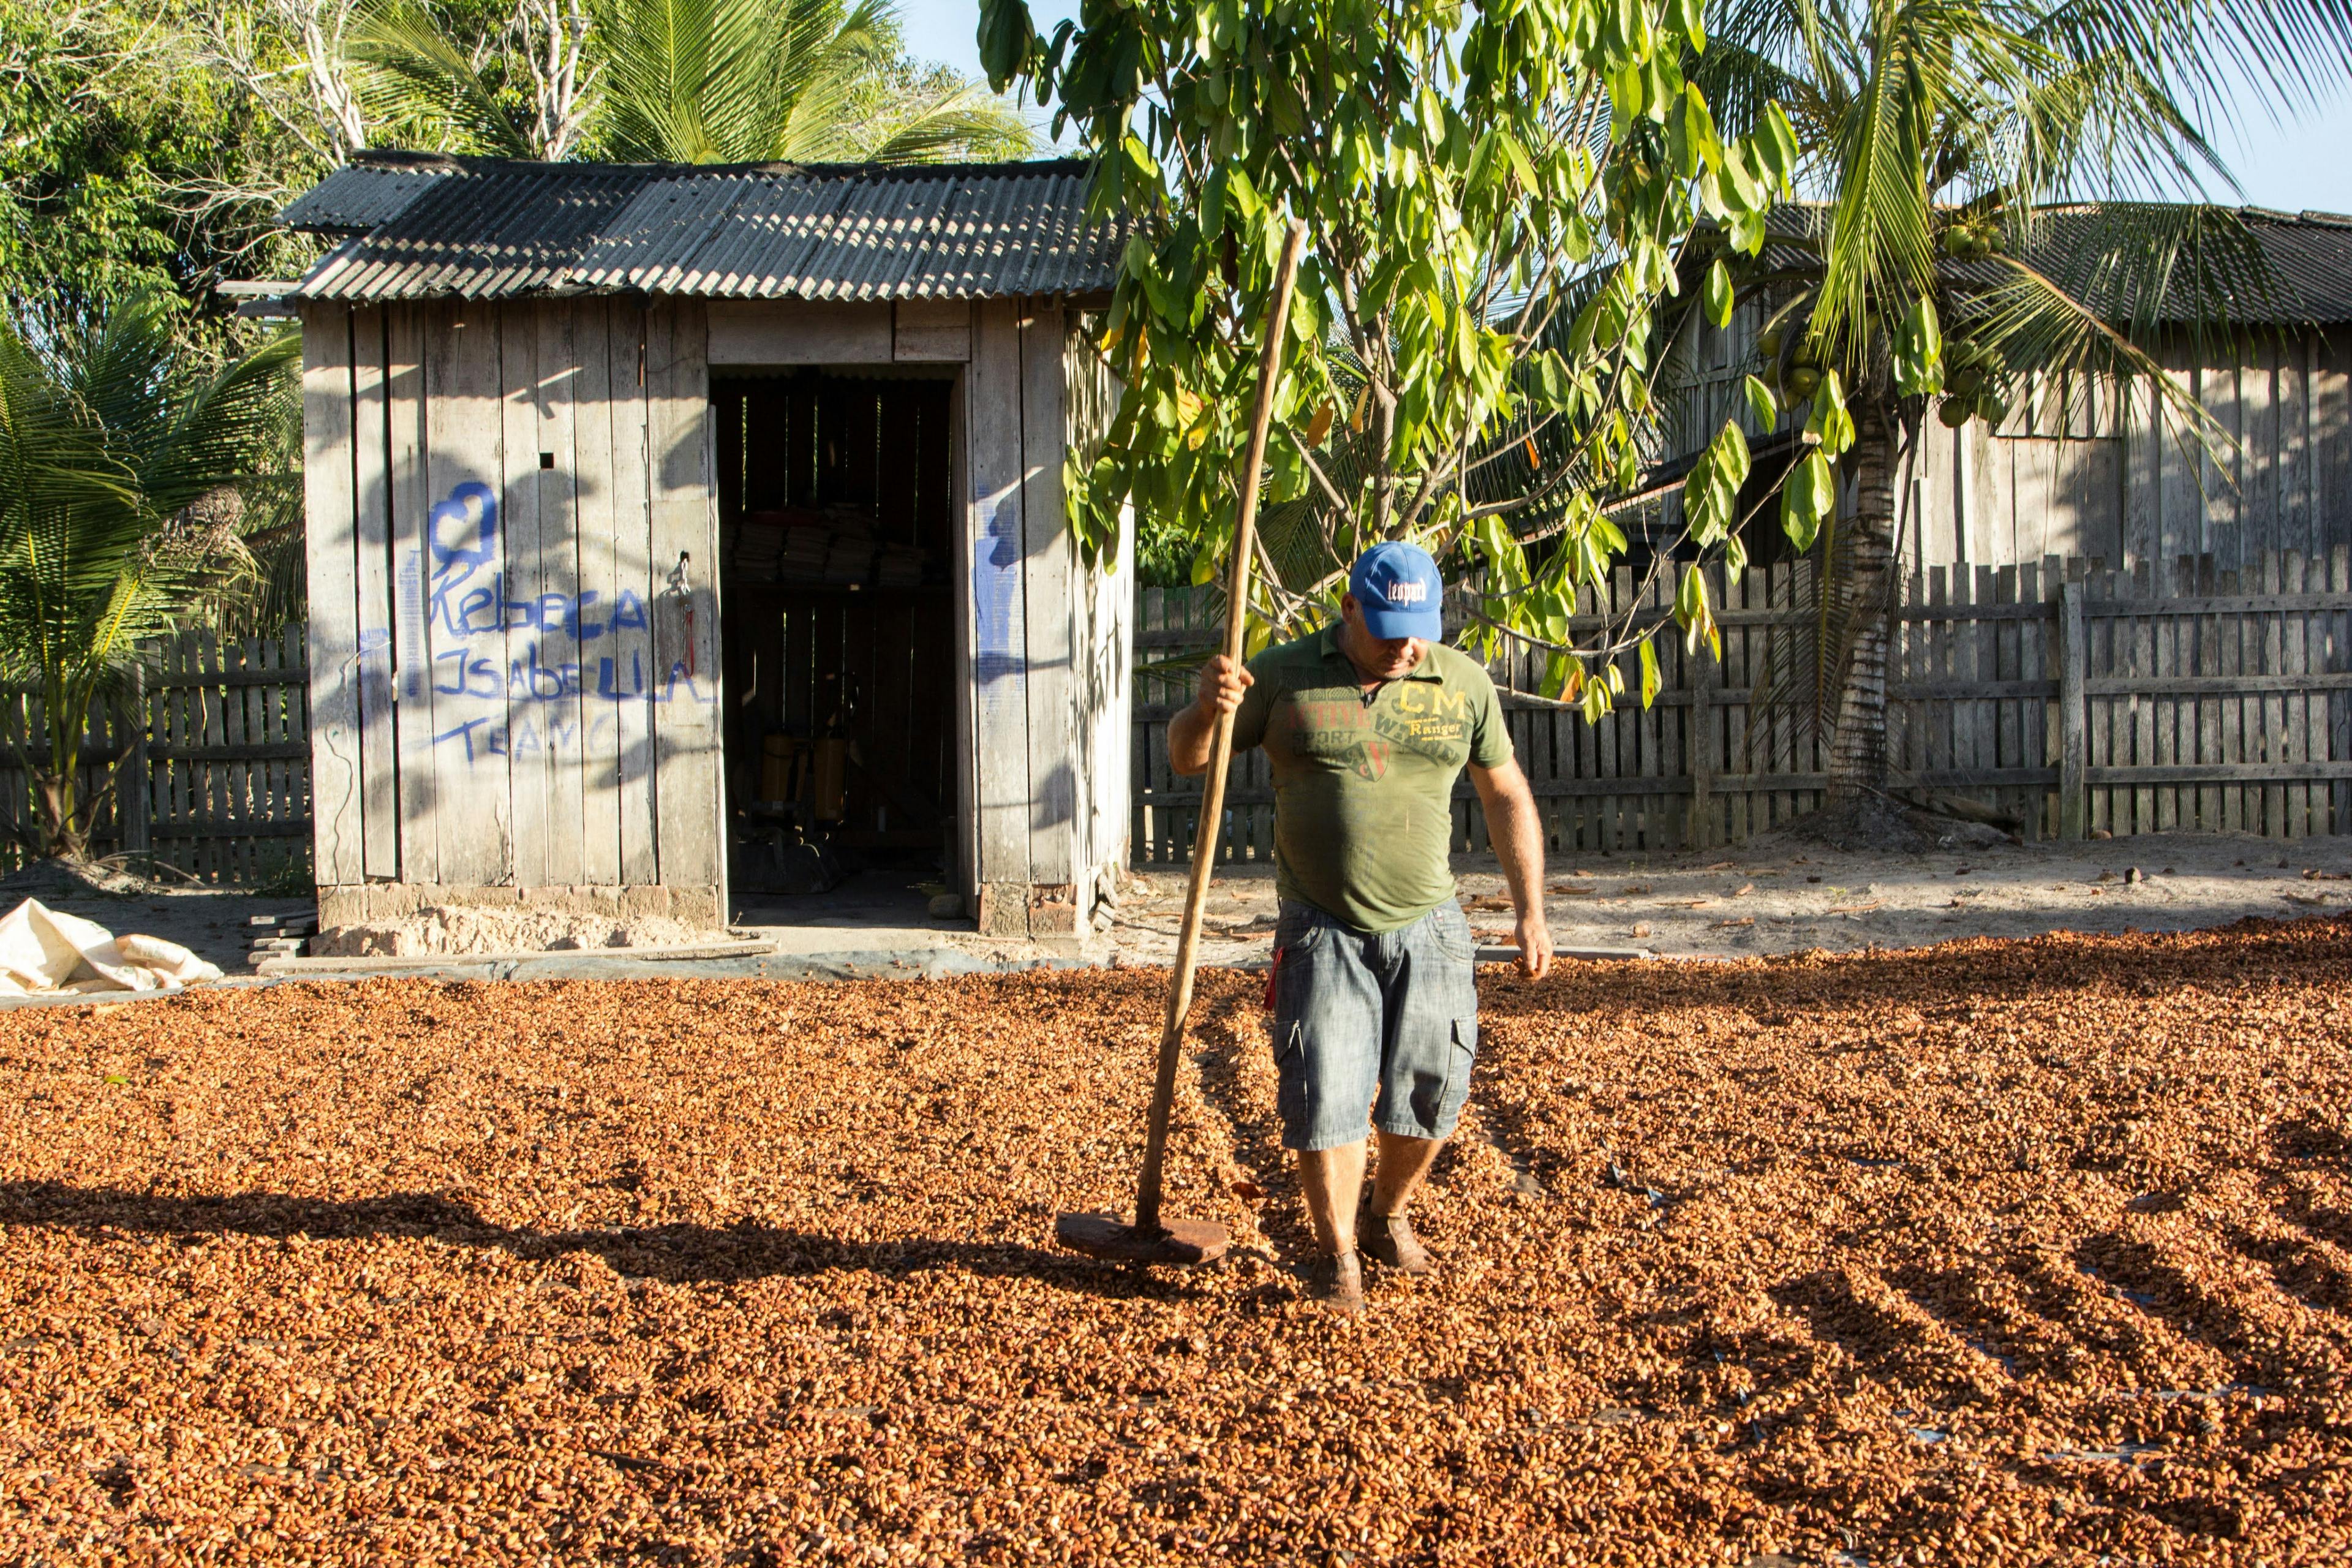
top-left (1468, 757), bottom-right (1550, 979)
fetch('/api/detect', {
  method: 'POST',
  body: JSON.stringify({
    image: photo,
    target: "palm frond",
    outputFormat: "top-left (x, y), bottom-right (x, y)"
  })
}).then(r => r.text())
top-left (856, 83), bottom-right (1037, 164)
top-left (1811, 0), bottom-right (1943, 362)
top-left (349, 2), bottom-right (537, 159)
top-left (767, 0), bottom-right (893, 161)
top-left (593, 0), bottom-right (772, 162)
top-left (0, 292), bottom-right (292, 854)
top-left (590, 0), bottom-right (1036, 164)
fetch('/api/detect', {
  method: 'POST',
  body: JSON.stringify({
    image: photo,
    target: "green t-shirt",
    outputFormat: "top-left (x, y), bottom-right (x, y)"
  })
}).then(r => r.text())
top-left (1229, 626), bottom-right (1511, 933)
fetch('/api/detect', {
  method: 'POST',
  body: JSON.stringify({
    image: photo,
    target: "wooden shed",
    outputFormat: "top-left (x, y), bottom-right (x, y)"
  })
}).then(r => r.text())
top-left (282, 152), bottom-right (1130, 938)
top-left (1652, 206), bottom-right (2352, 576)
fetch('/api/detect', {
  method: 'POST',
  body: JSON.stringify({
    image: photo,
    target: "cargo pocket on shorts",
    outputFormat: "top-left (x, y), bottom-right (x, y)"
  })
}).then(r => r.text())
top-left (1435, 1016), bottom-right (1479, 1133)
top-left (1272, 1018), bottom-right (1310, 1134)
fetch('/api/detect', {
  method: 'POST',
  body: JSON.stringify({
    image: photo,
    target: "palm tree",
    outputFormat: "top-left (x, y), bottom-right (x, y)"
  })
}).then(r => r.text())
top-left (0, 295), bottom-right (296, 861)
top-left (1686, 0), bottom-right (2352, 837)
top-left (353, 0), bottom-right (1035, 164)
top-left (594, 0), bottom-right (1033, 164)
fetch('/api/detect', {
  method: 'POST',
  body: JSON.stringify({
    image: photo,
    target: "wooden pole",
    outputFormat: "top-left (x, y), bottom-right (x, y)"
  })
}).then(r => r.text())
top-left (1133, 220), bottom-right (1307, 1235)
top-left (2059, 578), bottom-right (2087, 839)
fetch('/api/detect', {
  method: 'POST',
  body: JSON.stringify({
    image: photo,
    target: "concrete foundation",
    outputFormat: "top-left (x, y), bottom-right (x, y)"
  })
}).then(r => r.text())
top-left (973, 881), bottom-right (1083, 938)
top-left (316, 883), bottom-right (725, 930)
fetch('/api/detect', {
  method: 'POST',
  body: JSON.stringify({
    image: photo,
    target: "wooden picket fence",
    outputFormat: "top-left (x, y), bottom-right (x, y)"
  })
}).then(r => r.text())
top-left (0, 626), bottom-right (312, 884)
top-left (1133, 548), bottom-right (2352, 862)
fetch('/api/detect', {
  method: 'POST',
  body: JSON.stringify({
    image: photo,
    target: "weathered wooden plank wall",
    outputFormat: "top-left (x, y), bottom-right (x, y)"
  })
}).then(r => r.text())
top-left (304, 295), bottom-right (1125, 930)
top-left (1667, 317), bottom-right (2352, 575)
top-left (300, 298), bottom-right (725, 924)
top-left (1065, 316), bottom-right (1133, 915)
top-left (300, 307), bottom-right (361, 886)
top-left (959, 300), bottom-right (1123, 936)
top-left (963, 300), bottom-right (1032, 927)
top-left (646, 298), bottom-right (725, 903)
top-left (1136, 548), bottom-right (2352, 861)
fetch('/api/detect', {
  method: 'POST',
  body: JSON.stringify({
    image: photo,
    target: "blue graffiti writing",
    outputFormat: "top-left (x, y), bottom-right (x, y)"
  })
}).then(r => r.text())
top-left (439, 578), bottom-right (651, 641)
top-left (431, 482), bottom-right (497, 571)
top-left (427, 641), bottom-right (707, 704)
top-left (970, 494), bottom-right (1025, 697)
top-left (419, 481), bottom-right (652, 646)
top-left (408, 479), bottom-right (715, 766)
top-left (432, 712), bottom-right (644, 761)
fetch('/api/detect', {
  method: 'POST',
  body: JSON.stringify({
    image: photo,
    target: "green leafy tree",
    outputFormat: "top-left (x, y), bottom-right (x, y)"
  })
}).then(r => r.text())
top-left (1686, 0), bottom-right (2352, 825)
top-left (981, 0), bottom-right (1807, 715)
top-left (0, 293), bottom-right (297, 859)
top-left (0, 2), bottom-right (317, 333)
top-left (344, 0), bottom-right (598, 159)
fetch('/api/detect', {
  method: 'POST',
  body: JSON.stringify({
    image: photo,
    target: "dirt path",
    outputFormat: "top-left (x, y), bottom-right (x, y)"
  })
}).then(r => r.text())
top-left (1107, 829), bottom-right (2352, 963)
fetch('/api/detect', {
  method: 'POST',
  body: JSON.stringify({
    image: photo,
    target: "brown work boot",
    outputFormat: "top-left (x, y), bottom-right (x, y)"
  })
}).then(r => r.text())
top-left (1360, 1212), bottom-right (1434, 1275)
top-left (1302, 1250), bottom-right (1366, 1317)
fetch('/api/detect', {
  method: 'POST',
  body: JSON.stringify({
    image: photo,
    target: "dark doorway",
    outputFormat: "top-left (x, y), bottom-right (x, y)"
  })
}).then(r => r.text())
top-left (714, 369), bottom-right (958, 908)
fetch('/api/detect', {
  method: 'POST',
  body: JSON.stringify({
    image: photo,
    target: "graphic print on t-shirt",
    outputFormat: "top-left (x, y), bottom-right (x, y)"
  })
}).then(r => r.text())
top-left (1373, 682), bottom-right (1474, 768)
top-left (1282, 698), bottom-right (1391, 782)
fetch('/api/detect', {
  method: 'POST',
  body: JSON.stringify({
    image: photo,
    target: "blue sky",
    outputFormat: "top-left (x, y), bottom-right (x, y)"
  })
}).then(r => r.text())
top-left (899, 0), bottom-right (2352, 214)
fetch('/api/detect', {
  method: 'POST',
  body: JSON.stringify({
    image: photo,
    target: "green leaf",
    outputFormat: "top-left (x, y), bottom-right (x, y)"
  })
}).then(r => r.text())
top-left (1757, 102), bottom-right (1800, 189)
top-left (1896, 295), bottom-right (1944, 396)
top-left (1638, 637), bottom-right (1660, 708)
top-left (1531, 650), bottom-right (1559, 700)
top-left (1498, 129), bottom-right (1539, 193)
top-left (1781, 450), bottom-right (1834, 552)
top-left (1703, 260), bottom-right (1733, 330)
top-left (1805, 370), bottom-right (1855, 456)
top-left (1673, 0), bottom-right (1706, 50)
top-left (1742, 374), bottom-right (1778, 429)
top-left (978, 0), bottom-right (1040, 92)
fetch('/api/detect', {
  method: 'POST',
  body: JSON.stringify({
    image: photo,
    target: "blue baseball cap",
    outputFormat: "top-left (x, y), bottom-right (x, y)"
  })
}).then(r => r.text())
top-left (1348, 541), bottom-right (1444, 639)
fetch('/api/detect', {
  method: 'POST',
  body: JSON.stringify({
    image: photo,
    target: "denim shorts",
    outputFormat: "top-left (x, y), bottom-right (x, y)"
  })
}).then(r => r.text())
top-left (1267, 898), bottom-right (1481, 1152)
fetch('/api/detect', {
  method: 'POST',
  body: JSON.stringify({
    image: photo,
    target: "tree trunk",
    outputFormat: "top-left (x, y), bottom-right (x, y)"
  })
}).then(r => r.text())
top-left (1826, 394), bottom-right (1901, 803)
top-left (36, 682), bottom-right (88, 861)
top-left (34, 772), bottom-right (85, 861)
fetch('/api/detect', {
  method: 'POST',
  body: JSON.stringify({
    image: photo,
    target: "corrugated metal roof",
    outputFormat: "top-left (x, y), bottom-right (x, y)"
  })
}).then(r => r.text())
top-left (2217, 208), bottom-right (2352, 325)
top-left (279, 151), bottom-right (462, 233)
top-left (280, 152), bottom-right (1121, 303)
top-left (1750, 203), bottom-right (2352, 325)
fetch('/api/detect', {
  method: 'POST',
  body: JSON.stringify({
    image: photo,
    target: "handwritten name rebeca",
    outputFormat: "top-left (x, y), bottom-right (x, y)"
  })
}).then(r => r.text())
top-left (386, 482), bottom-right (715, 764)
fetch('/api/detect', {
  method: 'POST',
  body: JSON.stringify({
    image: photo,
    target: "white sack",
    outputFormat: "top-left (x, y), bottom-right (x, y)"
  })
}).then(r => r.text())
top-left (0, 898), bottom-right (224, 994)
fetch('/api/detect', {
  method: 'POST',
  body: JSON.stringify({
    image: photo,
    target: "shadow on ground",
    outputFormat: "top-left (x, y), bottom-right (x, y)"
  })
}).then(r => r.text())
top-left (0, 1180), bottom-right (1219, 1302)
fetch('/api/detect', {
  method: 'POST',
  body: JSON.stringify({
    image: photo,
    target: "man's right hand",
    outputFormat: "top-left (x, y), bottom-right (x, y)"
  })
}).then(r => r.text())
top-left (1166, 655), bottom-right (1253, 776)
top-left (1196, 655), bottom-right (1254, 718)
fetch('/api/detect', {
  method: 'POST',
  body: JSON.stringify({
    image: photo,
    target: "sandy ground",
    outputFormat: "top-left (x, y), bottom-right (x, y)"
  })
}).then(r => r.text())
top-left (1, 831), bottom-right (2343, 991)
top-left (1109, 830), bottom-right (2352, 965)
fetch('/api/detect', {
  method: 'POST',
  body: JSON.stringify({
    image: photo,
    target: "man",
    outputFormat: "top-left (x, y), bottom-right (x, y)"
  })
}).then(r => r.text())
top-left (1166, 541), bottom-right (1551, 1317)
